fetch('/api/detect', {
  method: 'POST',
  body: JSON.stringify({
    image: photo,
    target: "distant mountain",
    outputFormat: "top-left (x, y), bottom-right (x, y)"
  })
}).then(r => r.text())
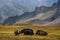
top-left (2, 0), bottom-right (60, 26)
top-left (0, 5), bottom-right (23, 22)
top-left (2, 6), bottom-right (50, 25)
top-left (31, 0), bottom-right (60, 26)
top-left (41, 18), bottom-right (60, 26)
top-left (0, 1), bottom-right (30, 23)
top-left (3, 16), bottom-right (20, 25)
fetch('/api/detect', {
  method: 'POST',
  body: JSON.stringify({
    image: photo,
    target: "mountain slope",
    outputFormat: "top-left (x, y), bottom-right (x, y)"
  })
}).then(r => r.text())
top-left (42, 18), bottom-right (60, 26)
top-left (3, 0), bottom-right (60, 26)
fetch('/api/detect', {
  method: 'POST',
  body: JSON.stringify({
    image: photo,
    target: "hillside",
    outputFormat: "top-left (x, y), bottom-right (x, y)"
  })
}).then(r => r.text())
top-left (2, 0), bottom-right (60, 26)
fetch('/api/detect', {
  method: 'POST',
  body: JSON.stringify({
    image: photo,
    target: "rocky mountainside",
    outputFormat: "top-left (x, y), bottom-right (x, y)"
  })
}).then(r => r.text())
top-left (2, 0), bottom-right (60, 26)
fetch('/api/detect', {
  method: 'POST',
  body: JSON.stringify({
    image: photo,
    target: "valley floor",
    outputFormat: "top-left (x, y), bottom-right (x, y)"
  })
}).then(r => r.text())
top-left (0, 26), bottom-right (60, 40)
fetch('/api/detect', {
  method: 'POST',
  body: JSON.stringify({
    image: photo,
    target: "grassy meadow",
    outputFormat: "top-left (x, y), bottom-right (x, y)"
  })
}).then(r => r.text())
top-left (0, 25), bottom-right (60, 40)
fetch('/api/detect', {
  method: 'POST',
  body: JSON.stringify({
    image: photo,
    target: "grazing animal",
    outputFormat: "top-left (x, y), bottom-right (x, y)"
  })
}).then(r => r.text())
top-left (14, 30), bottom-right (20, 36)
top-left (20, 29), bottom-right (34, 35)
top-left (36, 30), bottom-right (48, 36)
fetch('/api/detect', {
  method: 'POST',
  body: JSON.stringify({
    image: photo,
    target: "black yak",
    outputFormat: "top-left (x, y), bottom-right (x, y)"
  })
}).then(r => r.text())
top-left (36, 30), bottom-right (48, 36)
top-left (20, 29), bottom-right (34, 35)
